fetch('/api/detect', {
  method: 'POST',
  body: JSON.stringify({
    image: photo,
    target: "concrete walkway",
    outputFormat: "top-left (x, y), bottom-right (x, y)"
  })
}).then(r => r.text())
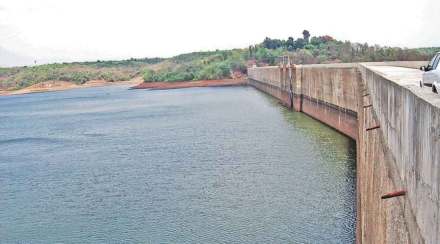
top-left (366, 65), bottom-right (440, 107)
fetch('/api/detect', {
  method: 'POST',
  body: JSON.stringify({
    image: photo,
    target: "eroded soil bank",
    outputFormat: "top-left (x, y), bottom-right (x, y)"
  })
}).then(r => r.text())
top-left (0, 78), bottom-right (142, 96)
top-left (0, 78), bottom-right (247, 96)
top-left (131, 79), bottom-right (246, 90)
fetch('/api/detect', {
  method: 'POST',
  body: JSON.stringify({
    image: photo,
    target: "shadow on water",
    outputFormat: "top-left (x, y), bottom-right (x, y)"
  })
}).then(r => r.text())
top-left (257, 89), bottom-right (357, 238)
top-left (258, 91), bottom-right (357, 167)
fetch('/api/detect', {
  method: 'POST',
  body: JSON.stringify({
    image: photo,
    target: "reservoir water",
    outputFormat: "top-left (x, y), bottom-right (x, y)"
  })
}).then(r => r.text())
top-left (0, 85), bottom-right (356, 243)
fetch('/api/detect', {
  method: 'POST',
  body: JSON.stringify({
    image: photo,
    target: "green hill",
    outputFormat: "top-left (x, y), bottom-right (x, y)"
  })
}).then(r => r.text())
top-left (1, 30), bottom-right (439, 90)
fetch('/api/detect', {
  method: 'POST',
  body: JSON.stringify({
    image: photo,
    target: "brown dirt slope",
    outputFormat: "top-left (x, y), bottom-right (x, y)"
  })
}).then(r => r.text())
top-left (0, 77), bottom-right (142, 96)
top-left (131, 79), bottom-right (246, 90)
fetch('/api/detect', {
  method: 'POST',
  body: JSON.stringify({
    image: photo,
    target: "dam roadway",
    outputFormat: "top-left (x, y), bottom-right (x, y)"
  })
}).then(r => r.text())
top-left (248, 61), bottom-right (439, 244)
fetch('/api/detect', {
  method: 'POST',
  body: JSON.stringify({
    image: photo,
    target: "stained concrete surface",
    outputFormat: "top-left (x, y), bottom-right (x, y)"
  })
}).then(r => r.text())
top-left (248, 61), bottom-right (439, 243)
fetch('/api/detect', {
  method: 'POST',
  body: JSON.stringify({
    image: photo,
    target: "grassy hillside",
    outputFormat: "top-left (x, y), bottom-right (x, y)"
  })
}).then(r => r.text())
top-left (1, 31), bottom-right (439, 90)
top-left (142, 49), bottom-right (248, 83)
top-left (0, 58), bottom-right (163, 90)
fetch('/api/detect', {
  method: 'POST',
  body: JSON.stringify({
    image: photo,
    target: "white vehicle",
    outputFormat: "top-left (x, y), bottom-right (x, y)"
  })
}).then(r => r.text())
top-left (420, 52), bottom-right (440, 93)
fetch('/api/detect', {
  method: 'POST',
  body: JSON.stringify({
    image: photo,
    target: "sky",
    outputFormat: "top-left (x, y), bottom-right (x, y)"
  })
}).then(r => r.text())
top-left (0, 0), bottom-right (439, 66)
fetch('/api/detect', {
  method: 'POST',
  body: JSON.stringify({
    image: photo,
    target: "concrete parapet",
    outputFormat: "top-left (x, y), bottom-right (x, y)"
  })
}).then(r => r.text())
top-left (359, 63), bottom-right (440, 244)
top-left (360, 61), bottom-right (428, 70)
top-left (300, 63), bottom-right (359, 115)
top-left (248, 63), bottom-right (360, 139)
top-left (247, 66), bottom-right (281, 87)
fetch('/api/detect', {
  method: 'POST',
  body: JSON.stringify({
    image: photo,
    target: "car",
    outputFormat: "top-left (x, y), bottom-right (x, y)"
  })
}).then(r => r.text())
top-left (420, 52), bottom-right (440, 93)
top-left (433, 80), bottom-right (440, 94)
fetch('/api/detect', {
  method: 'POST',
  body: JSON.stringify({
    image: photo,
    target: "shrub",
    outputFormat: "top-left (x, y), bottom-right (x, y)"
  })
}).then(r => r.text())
top-left (142, 69), bottom-right (157, 82)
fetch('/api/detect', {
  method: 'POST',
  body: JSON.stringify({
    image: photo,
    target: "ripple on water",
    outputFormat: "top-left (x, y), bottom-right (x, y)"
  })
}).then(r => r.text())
top-left (0, 86), bottom-right (356, 243)
top-left (0, 137), bottom-right (64, 145)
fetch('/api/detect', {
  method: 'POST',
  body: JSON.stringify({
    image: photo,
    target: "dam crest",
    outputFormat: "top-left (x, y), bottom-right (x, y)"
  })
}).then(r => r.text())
top-left (248, 61), bottom-right (439, 244)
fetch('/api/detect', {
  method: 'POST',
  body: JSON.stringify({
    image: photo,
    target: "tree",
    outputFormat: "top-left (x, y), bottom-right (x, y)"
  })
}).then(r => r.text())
top-left (302, 30), bottom-right (311, 43)
top-left (321, 35), bottom-right (334, 42)
top-left (286, 37), bottom-right (295, 51)
top-left (310, 35), bottom-right (334, 46)
top-left (294, 38), bottom-right (306, 49)
top-left (263, 37), bottom-right (283, 49)
top-left (255, 48), bottom-right (278, 64)
top-left (262, 37), bottom-right (271, 49)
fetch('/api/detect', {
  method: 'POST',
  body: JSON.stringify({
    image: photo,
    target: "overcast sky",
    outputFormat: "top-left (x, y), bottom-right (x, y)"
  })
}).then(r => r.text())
top-left (0, 0), bottom-right (439, 65)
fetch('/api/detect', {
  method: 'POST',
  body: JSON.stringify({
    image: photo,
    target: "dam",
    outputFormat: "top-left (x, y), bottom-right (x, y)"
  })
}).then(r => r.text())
top-left (248, 61), bottom-right (439, 243)
top-left (1, 60), bottom-right (438, 243)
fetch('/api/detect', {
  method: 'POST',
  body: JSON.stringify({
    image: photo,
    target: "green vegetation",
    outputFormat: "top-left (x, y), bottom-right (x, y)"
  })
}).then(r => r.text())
top-left (142, 32), bottom-right (439, 82)
top-left (0, 58), bottom-right (162, 90)
top-left (1, 30), bottom-right (439, 90)
top-left (141, 50), bottom-right (247, 82)
top-left (257, 33), bottom-right (438, 63)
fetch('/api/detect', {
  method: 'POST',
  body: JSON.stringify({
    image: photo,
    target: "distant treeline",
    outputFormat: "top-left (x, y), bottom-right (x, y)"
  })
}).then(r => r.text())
top-left (255, 31), bottom-right (436, 64)
top-left (1, 30), bottom-right (439, 89)
top-left (141, 30), bottom-right (438, 82)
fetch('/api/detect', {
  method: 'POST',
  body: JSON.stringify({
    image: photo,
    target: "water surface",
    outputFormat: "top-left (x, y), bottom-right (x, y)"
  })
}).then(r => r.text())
top-left (0, 85), bottom-right (356, 243)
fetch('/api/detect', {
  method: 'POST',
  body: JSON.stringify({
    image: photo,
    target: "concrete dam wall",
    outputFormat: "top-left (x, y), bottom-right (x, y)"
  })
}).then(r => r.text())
top-left (248, 63), bottom-right (360, 139)
top-left (248, 61), bottom-right (438, 244)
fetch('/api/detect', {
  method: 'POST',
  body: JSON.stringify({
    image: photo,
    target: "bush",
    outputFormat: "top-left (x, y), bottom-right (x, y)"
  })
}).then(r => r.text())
top-left (142, 69), bottom-right (157, 82)
top-left (194, 62), bottom-right (230, 80)
top-left (228, 60), bottom-right (247, 74)
top-left (71, 72), bottom-right (91, 84)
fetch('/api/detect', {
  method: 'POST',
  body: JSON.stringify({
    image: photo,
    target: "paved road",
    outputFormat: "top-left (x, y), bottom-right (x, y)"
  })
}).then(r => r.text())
top-left (368, 65), bottom-right (423, 86)
top-left (367, 65), bottom-right (440, 105)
